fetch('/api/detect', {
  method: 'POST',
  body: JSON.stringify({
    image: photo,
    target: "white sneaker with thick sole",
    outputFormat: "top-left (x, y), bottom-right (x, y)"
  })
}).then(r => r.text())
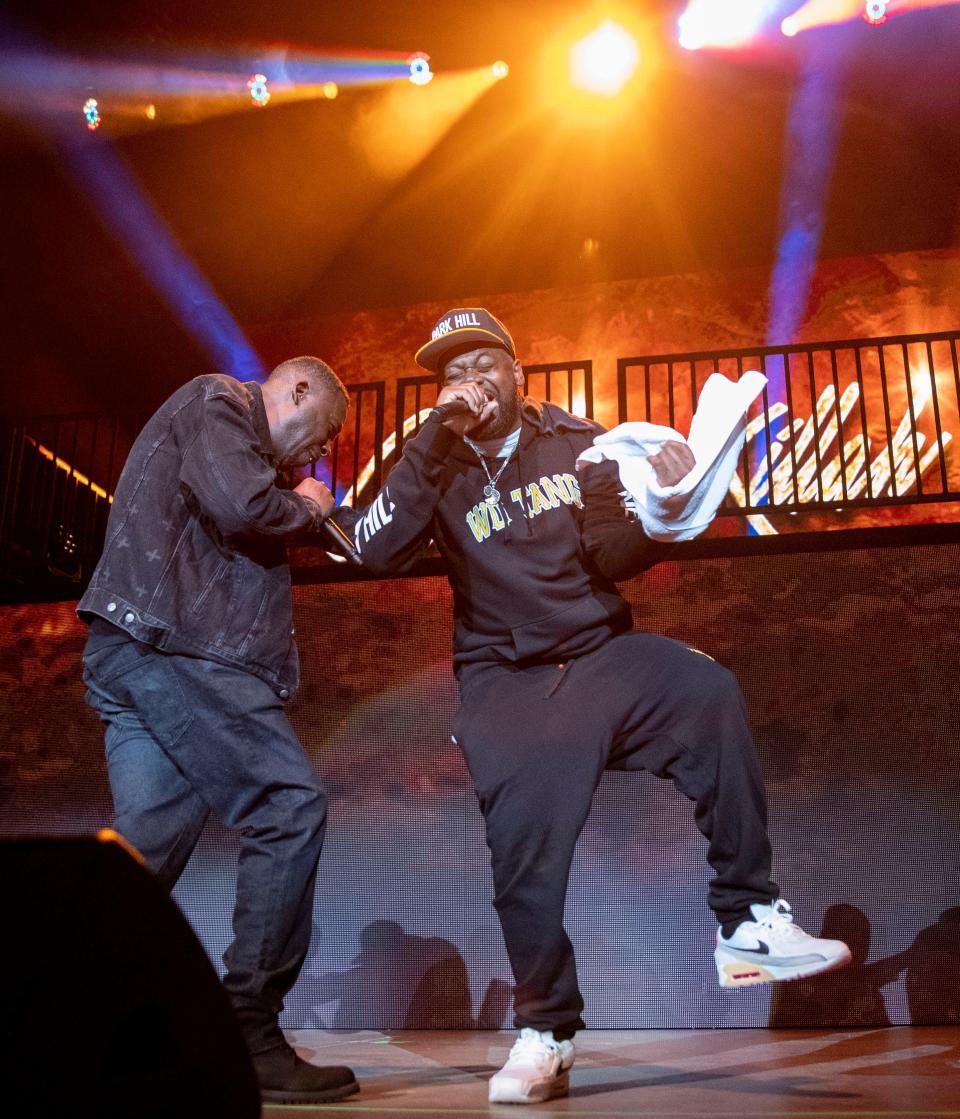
top-left (488, 1028), bottom-right (575, 1104)
top-left (715, 899), bottom-right (853, 988)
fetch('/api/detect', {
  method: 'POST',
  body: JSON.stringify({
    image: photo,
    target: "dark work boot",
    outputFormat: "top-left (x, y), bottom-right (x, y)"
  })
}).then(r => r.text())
top-left (252, 1040), bottom-right (359, 1105)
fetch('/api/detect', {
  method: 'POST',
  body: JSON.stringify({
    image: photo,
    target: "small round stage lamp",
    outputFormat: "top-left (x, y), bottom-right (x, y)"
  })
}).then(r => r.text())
top-left (83, 97), bottom-right (101, 131)
top-left (408, 52), bottom-right (434, 86)
top-left (322, 81), bottom-right (339, 99)
top-left (492, 60), bottom-right (509, 80)
top-left (781, 16), bottom-right (800, 38)
top-left (247, 73), bottom-right (271, 107)
top-left (864, 0), bottom-right (887, 24)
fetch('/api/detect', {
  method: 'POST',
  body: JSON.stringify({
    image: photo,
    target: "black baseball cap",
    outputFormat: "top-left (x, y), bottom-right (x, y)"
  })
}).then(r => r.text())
top-left (414, 307), bottom-right (516, 373)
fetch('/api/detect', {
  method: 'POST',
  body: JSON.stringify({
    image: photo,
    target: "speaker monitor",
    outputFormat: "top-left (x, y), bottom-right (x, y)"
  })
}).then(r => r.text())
top-left (0, 832), bottom-right (260, 1118)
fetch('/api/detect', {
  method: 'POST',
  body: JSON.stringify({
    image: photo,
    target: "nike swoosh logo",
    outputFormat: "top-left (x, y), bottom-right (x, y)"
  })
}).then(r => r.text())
top-left (727, 942), bottom-right (770, 955)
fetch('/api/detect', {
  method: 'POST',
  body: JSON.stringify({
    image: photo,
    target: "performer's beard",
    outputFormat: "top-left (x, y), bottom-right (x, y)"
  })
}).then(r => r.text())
top-left (471, 388), bottom-right (522, 440)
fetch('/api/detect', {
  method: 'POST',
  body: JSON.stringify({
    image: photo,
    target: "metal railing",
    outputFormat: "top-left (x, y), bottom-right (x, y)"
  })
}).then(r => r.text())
top-left (0, 412), bottom-right (141, 591)
top-left (3, 334), bottom-right (958, 597)
top-left (311, 380), bottom-right (385, 504)
top-left (0, 381), bottom-right (384, 596)
top-left (617, 330), bottom-right (960, 517)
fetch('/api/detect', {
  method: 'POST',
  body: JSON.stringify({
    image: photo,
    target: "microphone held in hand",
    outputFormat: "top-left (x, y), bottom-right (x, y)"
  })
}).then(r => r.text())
top-left (322, 517), bottom-right (364, 566)
top-left (428, 399), bottom-right (473, 422)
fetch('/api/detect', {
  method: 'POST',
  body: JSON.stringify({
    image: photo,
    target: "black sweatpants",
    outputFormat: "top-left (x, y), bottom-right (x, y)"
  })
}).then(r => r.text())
top-left (452, 631), bottom-right (778, 1038)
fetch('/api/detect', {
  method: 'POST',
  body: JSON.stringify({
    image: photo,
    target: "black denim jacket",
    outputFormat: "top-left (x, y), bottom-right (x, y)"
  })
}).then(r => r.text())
top-left (77, 375), bottom-right (324, 697)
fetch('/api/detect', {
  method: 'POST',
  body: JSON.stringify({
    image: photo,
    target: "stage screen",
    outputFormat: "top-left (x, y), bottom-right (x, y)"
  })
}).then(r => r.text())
top-left (1, 538), bottom-right (958, 1029)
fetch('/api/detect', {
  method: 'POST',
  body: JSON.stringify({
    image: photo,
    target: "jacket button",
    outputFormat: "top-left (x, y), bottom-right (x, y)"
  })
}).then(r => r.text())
top-left (279, 688), bottom-right (290, 700)
top-left (106, 602), bottom-right (117, 612)
top-left (123, 612), bottom-right (135, 624)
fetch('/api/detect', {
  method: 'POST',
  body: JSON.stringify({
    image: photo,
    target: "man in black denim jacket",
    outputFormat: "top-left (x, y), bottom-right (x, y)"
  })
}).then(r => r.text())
top-left (79, 357), bottom-right (359, 1106)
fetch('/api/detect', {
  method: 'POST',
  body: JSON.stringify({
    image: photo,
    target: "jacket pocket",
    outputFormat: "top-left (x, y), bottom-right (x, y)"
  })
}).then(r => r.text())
top-left (192, 557), bottom-right (229, 615)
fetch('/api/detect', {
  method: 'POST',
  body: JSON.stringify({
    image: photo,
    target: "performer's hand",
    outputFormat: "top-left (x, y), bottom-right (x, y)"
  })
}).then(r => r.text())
top-left (648, 441), bottom-right (695, 486)
top-left (294, 476), bottom-right (336, 520)
top-left (434, 383), bottom-right (496, 436)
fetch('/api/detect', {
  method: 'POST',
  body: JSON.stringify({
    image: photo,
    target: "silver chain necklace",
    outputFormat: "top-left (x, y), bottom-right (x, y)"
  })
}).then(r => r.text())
top-left (464, 438), bottom-right (514, 506)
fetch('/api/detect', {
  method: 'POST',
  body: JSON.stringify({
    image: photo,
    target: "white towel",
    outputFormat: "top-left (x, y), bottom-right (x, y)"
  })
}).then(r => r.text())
top-left (577, 370), bottom-right (767, 542)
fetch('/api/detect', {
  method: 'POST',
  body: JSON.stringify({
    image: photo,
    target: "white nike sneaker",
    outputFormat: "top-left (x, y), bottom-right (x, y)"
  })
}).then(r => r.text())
top-left (715, 899), bottom-right (852, 987)
top-left (488, 1028), bottom-right (575, 1104)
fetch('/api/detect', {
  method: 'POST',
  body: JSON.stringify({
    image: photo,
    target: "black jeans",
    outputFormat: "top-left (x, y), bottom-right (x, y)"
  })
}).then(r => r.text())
top-left (82, 624), bottom-right (327, 1053)
top-left (453, 631), bottom-right (777, 1038)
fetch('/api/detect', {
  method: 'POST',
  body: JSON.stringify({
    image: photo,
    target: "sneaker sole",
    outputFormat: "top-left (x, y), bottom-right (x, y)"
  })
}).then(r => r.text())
top-left (261, 1078), bottom-right (359, 1105)
top-left (716, 950), bottom-right (852, 988)
top-left (489, 1069), bottom-right (570, 1104)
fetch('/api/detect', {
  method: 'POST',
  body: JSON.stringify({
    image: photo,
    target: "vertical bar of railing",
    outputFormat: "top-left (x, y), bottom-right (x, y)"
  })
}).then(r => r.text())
top-left (735, 353), bottom-right (749, 510)
top-left (667, 362), bottom-right (676, 429)
top-left (805, 350), bottom-right (825, 503)
top-left (616, 359), bottom-right (628, 425)
top-left (901, 342), bottom-right (923, 495)
top-left (106, 414), bottom-right (121, 494)
top-left (877, 344), bottom-right (898, 497)
top-left (924, 340), bottom-right (949, 492)
top-left (80, 418), bottom-right (101, 574)
top-left (566, 368), bottom-right (573, 414)
top-left (327, 424), bottom-right (339, 494)
top-left (0, 422), bottom-right (23, 569)
top-left (759, 353), bottom-right (774, 510)
top-left (372, 382), bottom-right (384, 494)
top-left (829, 348), bottom-right (849, 502)
top-left (583, 362), bottom-right (594, 420)
top-left (689, 360), bottom-right (698, 413)
top-left (782, 351), bottom-right (801, 503)
top-left (395, 382), bottom-right (408, 457)
top-left (351, 392), bottom-right (361, 502)
top-left (59, 419), bottom-right (82, 569)
top-left (950, 339), bottom-right (960, 439)
top-left (853, 345), bottom-right (874, 501)
top-left (644, 362), bottom-right (652, 423)
top-left (23, 429), bottom-right (42, 560)
top-left (38, 420), bottom-right (62, 565)
top-left (0, 423), bottom-right (16, 558)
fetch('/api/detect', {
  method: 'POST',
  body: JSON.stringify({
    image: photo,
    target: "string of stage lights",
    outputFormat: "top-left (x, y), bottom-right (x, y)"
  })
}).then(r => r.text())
top-left (676, 0), bottom-right (958, 49)
top-left (0, 45), bottom-right (513, 133)
top-left (5, 0), bottom-right (954, 135)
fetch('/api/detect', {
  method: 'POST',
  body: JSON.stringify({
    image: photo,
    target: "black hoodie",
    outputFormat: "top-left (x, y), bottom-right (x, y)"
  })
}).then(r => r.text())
top-left (354, 398), bottom-right (664, 674)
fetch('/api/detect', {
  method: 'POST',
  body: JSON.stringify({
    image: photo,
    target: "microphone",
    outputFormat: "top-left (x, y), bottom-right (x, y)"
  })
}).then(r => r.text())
top-left (322, 516), bottom-right (364, 567)
top-left (428, 399), bottom-right (473, 422)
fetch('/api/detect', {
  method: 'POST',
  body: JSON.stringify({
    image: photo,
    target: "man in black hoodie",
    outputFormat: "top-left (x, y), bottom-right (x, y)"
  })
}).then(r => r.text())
top-left (354, 309), bottom-right (850, 1104)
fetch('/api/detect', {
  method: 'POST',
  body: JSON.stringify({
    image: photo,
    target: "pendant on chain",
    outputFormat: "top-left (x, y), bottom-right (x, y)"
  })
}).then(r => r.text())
top-left (483, 485), bottom-right (500, 505)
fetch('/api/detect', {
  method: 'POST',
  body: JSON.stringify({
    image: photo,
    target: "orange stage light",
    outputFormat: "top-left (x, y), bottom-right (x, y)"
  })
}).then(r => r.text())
top-left (569, 20), bottom-right (639, 95)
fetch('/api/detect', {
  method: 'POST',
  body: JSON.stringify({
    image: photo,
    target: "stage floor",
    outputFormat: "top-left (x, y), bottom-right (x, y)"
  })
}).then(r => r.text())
top-left (266, 1026), bottom-right (960, 1116)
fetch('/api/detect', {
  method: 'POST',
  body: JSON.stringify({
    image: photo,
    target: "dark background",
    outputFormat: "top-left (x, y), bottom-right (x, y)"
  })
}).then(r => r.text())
top-left (2, 1), bottom-right (959, 413)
